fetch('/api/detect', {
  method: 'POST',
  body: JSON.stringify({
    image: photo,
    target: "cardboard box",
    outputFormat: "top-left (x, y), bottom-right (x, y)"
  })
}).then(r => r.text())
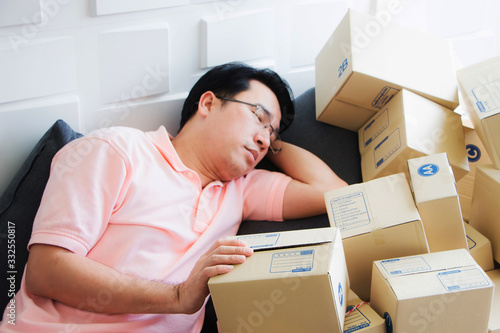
top-left (486, 269), bottom-right (500, 333)
top-left (371, 249), bottom-right (494, 333)
top-left (208, 227), bottom-right (349, 333)
top-left (315, 9), bottom-right (459, 131)
top-left (457, 126), bottom-right (492, 221)
top-left (324, 173), bottom-right (429, 301)
top-left (470, 165), bottom-right (500, 263)
top-left (344, 289), bottom-right (385, 333)
top-left (457, 56), bottom-right (500, 169)
top-left (407, 153), bottom-right (468, 252)
top-left (359, 89), bottom-right (469, 183)
top-left (465, 222), bottom-right (495, 272)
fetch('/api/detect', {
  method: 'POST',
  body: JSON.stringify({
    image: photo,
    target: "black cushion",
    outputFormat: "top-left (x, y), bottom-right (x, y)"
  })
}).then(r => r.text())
top-left (0, 119), bottom-right (82, 311)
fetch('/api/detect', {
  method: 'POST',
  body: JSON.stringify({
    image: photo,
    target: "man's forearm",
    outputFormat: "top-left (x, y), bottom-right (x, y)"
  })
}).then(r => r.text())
top-left (26, 244), bottom-right (183, 314)
top-left (267, 141), bottom-right (347, 191)
top-left (266, 141), bottom-right (347, 219)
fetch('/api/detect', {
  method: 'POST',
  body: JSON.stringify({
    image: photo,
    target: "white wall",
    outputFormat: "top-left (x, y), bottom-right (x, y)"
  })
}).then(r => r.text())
top-left (0, 0), bottom-right (499, 194)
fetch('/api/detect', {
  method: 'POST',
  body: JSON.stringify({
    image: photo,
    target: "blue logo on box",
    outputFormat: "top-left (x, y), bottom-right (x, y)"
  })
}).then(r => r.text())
top-left (338, 283), bottom-right (343, 307)
top-left (417, 163), bottom-right (439, 177)
top-left (466, 144), bottom-right (481, 163)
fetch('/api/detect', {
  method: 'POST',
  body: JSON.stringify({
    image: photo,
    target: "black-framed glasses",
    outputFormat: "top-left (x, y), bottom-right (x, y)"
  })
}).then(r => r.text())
top-left (216, 96), bottom-right (282, 154)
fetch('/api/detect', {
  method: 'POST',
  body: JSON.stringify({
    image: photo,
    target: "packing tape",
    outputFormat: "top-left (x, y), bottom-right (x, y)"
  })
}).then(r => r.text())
top-left (345, 301), bottom-right (367, 316)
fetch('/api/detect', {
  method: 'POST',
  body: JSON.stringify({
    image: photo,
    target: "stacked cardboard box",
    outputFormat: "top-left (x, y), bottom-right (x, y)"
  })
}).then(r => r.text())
top-left (470, 165), bottom-right (500, 264)
top-left (465, 222), bottom-right (495, 272)
top-left (457, 57), bottom-right (500, 170)
top-left (370, 250), bottom-right (494, 333)
top-left (315, 9), bottom-right (459, 131)
top-left (314, 8), bottom-right (499, 332)
top-left (324, 173), bottom-right (429, 301)
top-left (358, 89), bottom-right (469, 183)
top-left (486, 269), bottom-right (500, 333)
top-left (208, 228), bottom-right (349, 333)
top-left (407, 153), bottom-right (468, 252)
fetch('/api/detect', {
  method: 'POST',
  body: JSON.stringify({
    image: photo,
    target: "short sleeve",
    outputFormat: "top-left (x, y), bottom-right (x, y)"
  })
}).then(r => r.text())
top-left (29, 136), bottom-right (130, 256)
top-left (242, 169), bottom-right (292, 221)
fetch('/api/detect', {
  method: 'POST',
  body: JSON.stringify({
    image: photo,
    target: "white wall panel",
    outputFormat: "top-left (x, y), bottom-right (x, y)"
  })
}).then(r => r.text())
top-left (201, 9), bottom-right (274, 68)
top-left (290, 1), bottom-right (348, 67)
top-left (89, 94), bottom-right (185, 135)
top-left (98, 23), bottom-right (170, 104)
top-left (0, 96), bottom-right (80, 195)
top-left (89, 0), bottom-right (189, 17)
top-left (0, 37), bottom-right (77, 104)
top-left (0, 0), bottom-right (42, 28)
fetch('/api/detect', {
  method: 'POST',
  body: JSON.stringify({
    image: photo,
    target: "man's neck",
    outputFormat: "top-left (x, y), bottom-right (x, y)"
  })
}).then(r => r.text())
top-left (171, 132), bottom-right (215, 188)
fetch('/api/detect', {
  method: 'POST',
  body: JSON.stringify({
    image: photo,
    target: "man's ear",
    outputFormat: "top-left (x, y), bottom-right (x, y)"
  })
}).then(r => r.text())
top-left (198, 91), bottom-right (216, 118)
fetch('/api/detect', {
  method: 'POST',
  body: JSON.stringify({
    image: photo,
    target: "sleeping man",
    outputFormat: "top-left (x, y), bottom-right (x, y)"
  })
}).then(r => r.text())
top-left (0, 62), bottom-right (347, 332)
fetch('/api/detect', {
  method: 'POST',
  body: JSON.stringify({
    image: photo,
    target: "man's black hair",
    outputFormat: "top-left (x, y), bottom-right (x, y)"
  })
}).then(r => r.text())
top-left (179, 62), bottom-right (295, 133)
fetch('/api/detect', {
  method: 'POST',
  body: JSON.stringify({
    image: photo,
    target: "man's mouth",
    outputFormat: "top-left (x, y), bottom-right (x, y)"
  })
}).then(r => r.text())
top-left (245, 147), bottom-right (259, 162)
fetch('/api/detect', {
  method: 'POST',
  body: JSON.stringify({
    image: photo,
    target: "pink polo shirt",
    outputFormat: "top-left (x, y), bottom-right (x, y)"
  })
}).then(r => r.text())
top-left (0, 126), bottom-right (291, 332)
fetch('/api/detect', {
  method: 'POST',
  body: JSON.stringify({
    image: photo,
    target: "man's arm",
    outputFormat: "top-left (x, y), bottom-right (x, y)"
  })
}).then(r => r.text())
top-left (25, 240), bottom-right (253, 315)
top-left (266, 141), bottom-right (347, 220)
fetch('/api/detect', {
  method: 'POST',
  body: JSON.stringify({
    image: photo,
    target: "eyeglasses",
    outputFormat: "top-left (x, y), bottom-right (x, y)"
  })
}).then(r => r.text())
top-left (216, 96), bottom-right (282, 154)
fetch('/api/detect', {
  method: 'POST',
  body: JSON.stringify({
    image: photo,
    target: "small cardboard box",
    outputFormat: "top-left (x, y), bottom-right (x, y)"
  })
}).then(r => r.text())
top-left (457, 126), bottom-right (492, 221)
top-left (315, 9), bottom-right (459, 131)
top-left (371, 249), bottom-right (494, 333)
top-left (344, 289), bottom-right (385, 333)
top-left (359, 89), bottom-right (469, 183)
top-left (324, 173), bottom-right (429, 301)
top-left (486, 269), bottom-right (500, 333)
top-left (465, 222), bottom-right (495, 272)
top-left (208, 227), bottom-right (349, 333)
top-left (457, 56), bottom-right (500, 169)
top-left (407, 153), bottom-right (468, 252)
top-left (470, 164), bottom-right (500, 263)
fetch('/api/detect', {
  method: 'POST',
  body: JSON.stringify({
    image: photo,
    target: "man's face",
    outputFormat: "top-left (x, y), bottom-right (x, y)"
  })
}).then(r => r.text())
top-left (205, 80), bottom-right (282, 181)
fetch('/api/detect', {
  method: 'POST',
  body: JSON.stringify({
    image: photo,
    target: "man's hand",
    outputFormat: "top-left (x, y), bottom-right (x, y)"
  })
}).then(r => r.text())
top-left (177, 238), bottom-right (253, 314)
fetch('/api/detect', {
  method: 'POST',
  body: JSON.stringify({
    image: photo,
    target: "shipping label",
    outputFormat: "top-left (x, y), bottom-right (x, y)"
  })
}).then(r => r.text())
top-left (437, 268), bottom-right (491, 291)
top-left (380, 256), bottom-right (431, 275)
top-left (270, 249), bottom-right (314, 273)
top-left (237, 233), bottom-right (280, 249)
top-left (471, 79), bottom-right (500, 115)
top-left (374, 127), bottom-right (401, 168)
top-left (372, 86), bottom-right (400, 108)
top-left (328, 191), bottom-right (371, 232)
top-left (362, 108), bottom-right (389, 149)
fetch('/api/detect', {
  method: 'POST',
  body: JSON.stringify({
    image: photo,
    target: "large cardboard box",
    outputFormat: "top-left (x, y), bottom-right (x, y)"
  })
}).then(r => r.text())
top-left (371, 249), bottom-right (494, 333)
top-left (470, 164), bottom-right (500, 263)
top-left (465, 222), bottom-right (495, 272)
top-left (457, 56), bottom-right (500, 169)
top-left (457, 126), bottom-right (492, 221)
top-left (486, 269), bottom-right (500, 333)
top-left (407, 153), bottom-right (468, 252)
top-left (344, 289), bottom-right (385, 333)
top-left (324, 173), bottom-right (429, 301)
top-left (208, 227), bottom-right (349, 333)
top-left (315, 9), bottom-right (459, 131)
top-left (359, 89), bottom-right (469, 183)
